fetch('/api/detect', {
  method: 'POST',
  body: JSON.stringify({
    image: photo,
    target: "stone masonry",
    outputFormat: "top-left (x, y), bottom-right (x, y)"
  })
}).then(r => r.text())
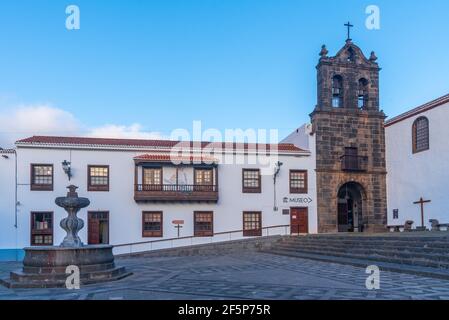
top-left (311, 40), bottom-right (387, 233)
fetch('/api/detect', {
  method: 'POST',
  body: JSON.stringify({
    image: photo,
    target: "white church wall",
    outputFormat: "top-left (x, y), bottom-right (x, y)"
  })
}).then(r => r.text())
top-left (386, 102), bottom-right (449, 229)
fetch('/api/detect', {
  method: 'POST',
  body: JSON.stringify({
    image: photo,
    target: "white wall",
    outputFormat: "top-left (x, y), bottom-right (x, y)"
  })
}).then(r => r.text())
top-left (7, 142), bottom-right (317, 253)
top-left (386, 103), bottom-right (449, 229)
top-left (0, 151), bottom-right (17, 252)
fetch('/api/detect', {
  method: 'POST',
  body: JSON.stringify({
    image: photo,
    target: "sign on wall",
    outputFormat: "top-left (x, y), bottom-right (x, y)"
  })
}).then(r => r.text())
top-left (283, 197), bottom-right (313, 204)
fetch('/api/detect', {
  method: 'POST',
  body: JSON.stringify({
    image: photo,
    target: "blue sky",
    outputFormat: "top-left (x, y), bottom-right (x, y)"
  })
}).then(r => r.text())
top-left (0, 0), bottom-right (448, 145)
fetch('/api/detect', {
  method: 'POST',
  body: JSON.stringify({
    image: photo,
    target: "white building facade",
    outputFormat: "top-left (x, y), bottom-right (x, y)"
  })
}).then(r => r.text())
top-left (386, 94), bottom-right (449, 230)
top-left (0, 134), bottom-right (317, 259)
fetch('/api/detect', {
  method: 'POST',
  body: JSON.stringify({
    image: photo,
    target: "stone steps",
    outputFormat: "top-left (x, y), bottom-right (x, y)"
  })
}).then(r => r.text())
top-left (262, 250), bottom-right (449, 280)
top-left (281, 236), bottom-right (449, 247)
top-left (262, 234), bottom-right (449, 278)
top-left (275, 242), bottom-right (449, 258)
top-left (270, 245), bottom-right (449, 269)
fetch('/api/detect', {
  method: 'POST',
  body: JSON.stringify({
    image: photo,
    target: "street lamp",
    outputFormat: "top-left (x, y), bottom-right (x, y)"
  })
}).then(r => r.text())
top-left (273, 161), bottom-right (283, 211)
top-left (62, 160), bottom-right (72, 180)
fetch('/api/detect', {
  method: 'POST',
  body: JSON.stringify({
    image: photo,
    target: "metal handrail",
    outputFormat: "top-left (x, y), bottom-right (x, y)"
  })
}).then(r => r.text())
top-left (113, 224), bottom-right (290, 252)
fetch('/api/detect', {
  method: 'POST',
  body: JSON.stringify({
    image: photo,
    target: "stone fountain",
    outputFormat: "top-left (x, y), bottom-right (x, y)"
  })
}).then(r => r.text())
top-left (0, 185), bottom-right (131, 288)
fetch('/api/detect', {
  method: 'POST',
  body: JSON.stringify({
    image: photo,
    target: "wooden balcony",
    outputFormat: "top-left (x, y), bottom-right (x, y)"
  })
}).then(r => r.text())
top-left (134, 184), bottom-right (219, 203)
top-left (340, 155), bottom-right (368, 172)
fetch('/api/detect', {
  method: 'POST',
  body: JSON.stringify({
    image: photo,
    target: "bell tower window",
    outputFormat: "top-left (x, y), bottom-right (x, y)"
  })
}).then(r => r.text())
top-left (332, 75), bottom-right (343, 108)
top-left (357, 78), bottom-right (368, 109)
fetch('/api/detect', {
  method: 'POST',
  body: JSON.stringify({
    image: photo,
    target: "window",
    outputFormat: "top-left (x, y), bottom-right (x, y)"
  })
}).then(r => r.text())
top-left (357, 78), bottom-right (368, 109)
top-left (243, 212), bottom-right (262, 237)
top-left (142, 212), bottom-right (163, 237)
top-left (412, 117), bottom-right (429, 153)
top-left (142, 167), bottom-right (162, 191)
top-left (194, 168), bottom-right (213, 185)
top-left (30, 164), bottom-right (53, 191)
top-left (88, 165), bottom-right (109, 191)
top-left (194, 168), bottom-right (214, 192)
top-left (332, 75), bottom-right (343, 108)
top-left (194, 211), bottom-right (213, 237)
top-left (290, 170), bottom-right (308, 194)
top-left (242, 169), bottom-right (261, 193)
top-left (31, 212), bottom-right (53, 246)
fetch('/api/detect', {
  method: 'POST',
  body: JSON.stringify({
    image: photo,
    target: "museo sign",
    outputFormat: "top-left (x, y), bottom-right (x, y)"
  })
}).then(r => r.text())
top-left (283, 197), bottom-right (313, 204)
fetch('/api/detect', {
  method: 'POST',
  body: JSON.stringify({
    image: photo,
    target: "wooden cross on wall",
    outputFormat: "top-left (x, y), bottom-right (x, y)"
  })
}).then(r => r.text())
top-left (413, 197), bottom-right (431, 228)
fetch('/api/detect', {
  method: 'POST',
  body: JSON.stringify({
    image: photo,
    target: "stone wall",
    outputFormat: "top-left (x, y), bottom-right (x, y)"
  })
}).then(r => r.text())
top-left (311, 41), bottom-right (387, 233)
top-left (311, 109), bottom-right (387, 233)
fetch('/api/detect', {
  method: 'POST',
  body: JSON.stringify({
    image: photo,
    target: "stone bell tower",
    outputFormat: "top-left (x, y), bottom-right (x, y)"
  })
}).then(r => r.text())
top-left (310, 35), bottom-right (387, 233)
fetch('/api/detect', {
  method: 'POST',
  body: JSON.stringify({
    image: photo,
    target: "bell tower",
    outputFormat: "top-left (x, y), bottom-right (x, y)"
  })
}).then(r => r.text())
top-left (311, 36), bottom-right (387, 233)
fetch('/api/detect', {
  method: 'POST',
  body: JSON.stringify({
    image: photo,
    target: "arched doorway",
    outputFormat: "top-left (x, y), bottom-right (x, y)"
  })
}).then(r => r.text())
top-left (337, 182), bottom-right (365, 233)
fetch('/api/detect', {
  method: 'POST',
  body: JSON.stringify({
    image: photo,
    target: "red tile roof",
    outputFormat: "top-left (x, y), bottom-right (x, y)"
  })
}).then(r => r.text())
top-left (16, 136), bottom-right (307, 153)
top-left (385, 93), bottom-right (449, 127)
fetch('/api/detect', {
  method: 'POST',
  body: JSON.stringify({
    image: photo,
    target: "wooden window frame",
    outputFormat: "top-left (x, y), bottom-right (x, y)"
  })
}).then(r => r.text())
top-left (243, 211), bottom-right (262, 237)
top-left (194, 168), bottom-right (213, 186)
top-left (142, 211), bottom-right (163, 237)
top-left (194, 211), bottom-right (214, 237)
top-left (142, 167), bottom-right (163, 190)
top-left (412, 117), bottom-right (430, 154)
top-left (30, 211), bottom-right (54, 246)
top-left (30, 164), bottom-right (54, 191)
top-left (242, 169), bottom-right (261, 193)
top-left (289, 170), bottom-right (308, 194)
top-left (87, 165), bottom-right (110, 192)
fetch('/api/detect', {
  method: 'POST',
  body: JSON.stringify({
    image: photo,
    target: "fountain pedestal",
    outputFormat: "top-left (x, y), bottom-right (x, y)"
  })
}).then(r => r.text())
top-left (0, 185), bottom-right (131, 288)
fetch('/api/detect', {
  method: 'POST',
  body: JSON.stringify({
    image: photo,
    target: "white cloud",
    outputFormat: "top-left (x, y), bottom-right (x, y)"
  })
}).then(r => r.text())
top-left (0, 104), bottom-right (166, 147)
top-left (0, 104), bottom-right (80, 147)
top-left (88, 123), bottom-right (166, 140)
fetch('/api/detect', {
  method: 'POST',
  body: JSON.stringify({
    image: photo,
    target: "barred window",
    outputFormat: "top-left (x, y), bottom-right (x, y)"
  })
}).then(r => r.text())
top-left (242, 169), bottom-right (261, 193)
top-left (31, 212), bottom-right (53, 246)
top-left (88, 166), bottom-right (109, 191)
top-left (143, 168), bottom-right (162, 185)
top-left (194, 212), bottom-right (213, 237)
top-left (290, 170), bottom-right (308, 194)
top-left (142, 212), bottom-right (163, 237)
top-left (243, 212), bottom-right (262, 237)
top-left (413, 117), bottom-right (429, 153)
top-left (31, 164), bottom-right (53, 191)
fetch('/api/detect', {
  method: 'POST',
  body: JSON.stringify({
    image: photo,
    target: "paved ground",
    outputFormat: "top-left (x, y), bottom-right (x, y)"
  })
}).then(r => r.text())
top-left (1, 252), bottom-right (449, 300)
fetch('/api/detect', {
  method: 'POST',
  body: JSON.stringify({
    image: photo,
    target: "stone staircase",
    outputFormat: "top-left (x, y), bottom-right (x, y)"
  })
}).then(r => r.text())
top-left (263, 233), bottom-right (449, 279)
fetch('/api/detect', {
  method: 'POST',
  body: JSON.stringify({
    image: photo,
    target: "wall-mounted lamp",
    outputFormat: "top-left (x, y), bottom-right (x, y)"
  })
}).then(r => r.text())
top-left (62, 160), bottom-right (72, 180)
top-left (273, 161), bottom-right (283, 211)
top-left (273, 161), bottom-right (283, 183)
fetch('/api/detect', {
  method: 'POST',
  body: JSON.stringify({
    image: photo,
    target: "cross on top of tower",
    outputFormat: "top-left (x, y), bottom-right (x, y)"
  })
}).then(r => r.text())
top-left (344, 21), bottom-right (354, 41)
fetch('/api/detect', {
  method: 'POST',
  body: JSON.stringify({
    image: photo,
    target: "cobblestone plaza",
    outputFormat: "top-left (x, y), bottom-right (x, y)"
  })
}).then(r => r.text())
top-left (1, 252), bottom-right (449, 300)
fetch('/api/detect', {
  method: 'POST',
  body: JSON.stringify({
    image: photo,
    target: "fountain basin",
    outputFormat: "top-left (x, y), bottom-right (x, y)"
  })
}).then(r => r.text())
top-left (0, 245), bottom-right (132, 288)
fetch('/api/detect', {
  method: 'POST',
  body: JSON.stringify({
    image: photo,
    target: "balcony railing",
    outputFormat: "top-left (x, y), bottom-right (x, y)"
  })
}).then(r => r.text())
top-left (134, 184), bottom-right (218, 202)
top-left (340, 155), bottom-right (368, 172)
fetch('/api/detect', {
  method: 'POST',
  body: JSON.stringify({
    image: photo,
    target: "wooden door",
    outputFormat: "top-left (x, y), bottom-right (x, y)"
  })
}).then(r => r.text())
top-left (290, 208), bottom-right (308, 234)
top-left (88, 212), bottom-right (109, 245)
top-left (88, 216), bottom-right (100, 245)
top-left (338, 203), bottom-right (349, 232)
